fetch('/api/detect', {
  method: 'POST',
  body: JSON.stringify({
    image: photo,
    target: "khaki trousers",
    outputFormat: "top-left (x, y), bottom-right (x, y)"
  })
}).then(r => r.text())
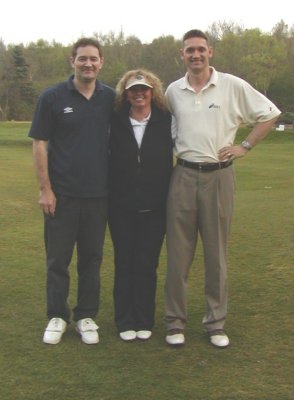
top-left (164, 164), bottom-right (235, 333)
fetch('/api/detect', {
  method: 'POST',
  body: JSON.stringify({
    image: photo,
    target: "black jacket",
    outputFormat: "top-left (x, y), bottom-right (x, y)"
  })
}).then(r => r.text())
top-left (109, 104), bottom-right (173, 211)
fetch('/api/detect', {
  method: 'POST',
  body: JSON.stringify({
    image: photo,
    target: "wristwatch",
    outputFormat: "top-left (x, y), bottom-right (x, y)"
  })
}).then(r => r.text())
top-left (241, 140), bottom-right (253, 151)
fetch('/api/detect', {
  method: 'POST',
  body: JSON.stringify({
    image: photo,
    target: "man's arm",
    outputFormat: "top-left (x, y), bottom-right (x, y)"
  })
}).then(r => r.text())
top-left (32, 139), bottom-right (56, 216)
top-left (218, 116), bottom-right (280, 161)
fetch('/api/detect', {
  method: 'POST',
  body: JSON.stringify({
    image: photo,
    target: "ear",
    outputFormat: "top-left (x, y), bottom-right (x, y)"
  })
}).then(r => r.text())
top-left (99, 57), bottom-right (104, 70)
top-left (70, 57), bottom-right (75, 68)
top-left (180, 48), bottom-right (184, 60)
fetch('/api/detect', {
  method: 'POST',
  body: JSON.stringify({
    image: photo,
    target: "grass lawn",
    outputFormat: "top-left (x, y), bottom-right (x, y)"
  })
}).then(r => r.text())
top-left (0, 122), bottom-right (293, 400)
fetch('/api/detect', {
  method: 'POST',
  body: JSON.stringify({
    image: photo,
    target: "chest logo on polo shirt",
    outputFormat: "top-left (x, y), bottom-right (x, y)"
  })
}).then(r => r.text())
top-left (209, 103), bottom-right (220, 109)
top-left (63, 107), bottom-right (73, 114)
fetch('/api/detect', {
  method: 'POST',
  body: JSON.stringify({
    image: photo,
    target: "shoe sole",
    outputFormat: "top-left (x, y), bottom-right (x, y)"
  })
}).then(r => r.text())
top-left (137, 336), bottom-right (151, 340)
top-left (43, 338), bottom-right (62, 345)
top-left (166, 341), bottom-right (185, 347)
top-left (80, 334), bottom-right (99, 345)
top-left (209, 334), bottom-right (230, 348)
top-left (43, 331), bottom-right (65, 345)
top-left (166, 333), bottom-right (185, 346)
top-left (76, 327), bottom-right (99, 344)
top-left (81, 338), bottom-right (99, 345)
top-left (210, 341), bottom-right (230, 349)
top-left (166, 339), bottom-right (185, 346)
top-left (119, 335), bottom-right (136, 342)
top-left (136, 332), bottom-right (152, 340)
top-left (43, 319), bottom-right (67, 344)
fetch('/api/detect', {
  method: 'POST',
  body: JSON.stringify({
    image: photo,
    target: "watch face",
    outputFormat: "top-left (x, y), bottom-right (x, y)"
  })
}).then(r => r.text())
top-left (242, 141), bottom-right (252, 150)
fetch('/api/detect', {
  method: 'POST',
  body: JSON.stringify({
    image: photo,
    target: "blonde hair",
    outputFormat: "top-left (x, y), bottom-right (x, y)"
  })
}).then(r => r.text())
top-left (114, 68), bottom-right (167, 111)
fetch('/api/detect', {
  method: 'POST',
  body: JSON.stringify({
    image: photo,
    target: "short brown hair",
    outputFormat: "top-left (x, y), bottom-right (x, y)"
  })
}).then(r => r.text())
top-left (183, 29), bottom-right (209, 44)
top-left (71, 38), bottom-right (103, 59)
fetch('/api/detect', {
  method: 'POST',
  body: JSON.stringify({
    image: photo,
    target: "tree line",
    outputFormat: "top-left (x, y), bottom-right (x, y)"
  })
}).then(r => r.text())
top-left (0, 20), bottom-right (294, 123)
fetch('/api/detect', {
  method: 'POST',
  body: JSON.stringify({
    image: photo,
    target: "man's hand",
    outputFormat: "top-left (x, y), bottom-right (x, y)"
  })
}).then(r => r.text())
top-left (39, 188), bottom-right (56, 216)
top-left (218, 144), bottom-right (249, 161)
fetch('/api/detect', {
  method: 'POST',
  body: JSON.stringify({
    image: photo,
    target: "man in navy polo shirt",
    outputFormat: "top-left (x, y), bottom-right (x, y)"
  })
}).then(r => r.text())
top-left (29, 38), bottom-right (115, 345)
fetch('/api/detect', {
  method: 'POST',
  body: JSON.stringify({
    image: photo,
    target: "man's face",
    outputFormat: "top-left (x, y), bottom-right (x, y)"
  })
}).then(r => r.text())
top-left (71, 45), bottom-right (104, 83)
top-left (180, 37), bottom-right (213, 73)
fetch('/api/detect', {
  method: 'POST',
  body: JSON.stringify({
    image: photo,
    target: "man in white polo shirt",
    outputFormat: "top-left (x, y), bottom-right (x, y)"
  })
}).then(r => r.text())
top-left (164, 29), bottom-right (281, 348)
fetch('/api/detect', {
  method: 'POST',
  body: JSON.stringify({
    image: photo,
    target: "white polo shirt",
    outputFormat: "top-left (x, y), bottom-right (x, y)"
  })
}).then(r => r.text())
top-left (165, 67), bottom-right (281, 162)
top-left (129, 113), bottom-right (151, 148)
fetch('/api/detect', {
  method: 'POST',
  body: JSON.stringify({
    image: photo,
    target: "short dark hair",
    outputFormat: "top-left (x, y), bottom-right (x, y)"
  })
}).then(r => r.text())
top-left (183, 29), bottom-right (209, 44)
top-left (71, 37), bottom-right (103, 59)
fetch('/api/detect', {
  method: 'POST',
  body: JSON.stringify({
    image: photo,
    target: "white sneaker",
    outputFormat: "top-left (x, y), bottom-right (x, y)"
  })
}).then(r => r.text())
top-left (76, 318), bottom-right (99, 344)
top-left (210, 332), bottom-right (230, 348)
top-left (136, 330), bottom-right (152, 340)
top-left (119, 330), bottom-right (137, 341)
top-left (166, 330), bottom-right (185, 346)
top-left (43, 318), bottom-right (67, 344)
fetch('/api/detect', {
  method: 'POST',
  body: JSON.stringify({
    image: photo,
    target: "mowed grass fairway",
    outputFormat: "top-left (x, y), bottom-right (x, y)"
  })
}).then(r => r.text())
top-left (0, 122), bottom-right (293, 400)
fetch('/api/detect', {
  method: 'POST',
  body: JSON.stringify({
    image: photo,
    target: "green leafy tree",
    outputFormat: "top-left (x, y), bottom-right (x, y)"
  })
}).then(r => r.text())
top-left (269, 21), bottom-right (294, 112)
top-left (0, 24), bottom-right (293, 120)
top-left (100, 60), bottom-right (128, 88)
top-left (7, 45), bottom-right (36, 120)
top-left (95, 31), bottom-right (142, 87)
top-left (0, 39), bottom-right (11, 120)
top-left (26, 40), bottom-right (71, 93)
top-left (212, 30), bottom-right (245, 76)
top-left (142, 36), bottom-right (182, 88)
top-left (212, 27), bottom-right (287, 97)
top-left (238, 30), bottom-right (286, 95)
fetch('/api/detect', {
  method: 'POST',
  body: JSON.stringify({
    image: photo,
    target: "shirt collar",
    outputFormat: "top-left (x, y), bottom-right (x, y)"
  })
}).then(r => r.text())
top-left (129, 112), bottom-right (151, 125)
top-left (67, 75), bottom-right (103, 92)
top-left (180, 67), bottom-right (218, 90)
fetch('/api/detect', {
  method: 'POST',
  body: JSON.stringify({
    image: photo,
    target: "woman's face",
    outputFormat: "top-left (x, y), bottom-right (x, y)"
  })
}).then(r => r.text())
top-left (126, 85), bottom-right (153, 108)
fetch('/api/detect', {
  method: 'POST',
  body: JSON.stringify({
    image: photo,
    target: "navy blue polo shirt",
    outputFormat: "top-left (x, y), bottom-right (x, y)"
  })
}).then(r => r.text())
top-left (29, 76), bottom-right (115, 197)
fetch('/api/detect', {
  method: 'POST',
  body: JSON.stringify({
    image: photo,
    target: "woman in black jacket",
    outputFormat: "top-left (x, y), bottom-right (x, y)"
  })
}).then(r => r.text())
top-left (109, 69), bottom-right (173, 341)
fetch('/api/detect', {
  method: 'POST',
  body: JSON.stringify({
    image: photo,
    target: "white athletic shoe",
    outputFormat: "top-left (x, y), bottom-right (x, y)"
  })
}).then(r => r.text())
top-left (76, 318), bottom-right (99, 344)
top-left (43, 318), bottom-right (67, 345)
top-left (119, 330), bottom-right (137, 341)
top-left (166, 330), bottom-right (185, 346)
top-left (136, 330), bottom-right (152, 340)
top-left (210, 332), bottom-right (230, 348)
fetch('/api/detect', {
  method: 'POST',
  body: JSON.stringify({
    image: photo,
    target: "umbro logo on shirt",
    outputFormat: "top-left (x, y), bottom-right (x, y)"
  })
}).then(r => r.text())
top-left (63, 107), bottom-right (73, 113)
top-left (209, 103), bottom-right (220, 109)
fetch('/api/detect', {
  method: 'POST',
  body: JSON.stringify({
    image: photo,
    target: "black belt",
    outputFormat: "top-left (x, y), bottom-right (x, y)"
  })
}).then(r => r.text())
top-left (177, 158), bottom-right (233, 172)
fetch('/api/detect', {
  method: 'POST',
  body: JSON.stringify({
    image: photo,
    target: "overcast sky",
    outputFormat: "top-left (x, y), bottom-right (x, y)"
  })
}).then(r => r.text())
top-left (1, 0), bottom-right (293, 45)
